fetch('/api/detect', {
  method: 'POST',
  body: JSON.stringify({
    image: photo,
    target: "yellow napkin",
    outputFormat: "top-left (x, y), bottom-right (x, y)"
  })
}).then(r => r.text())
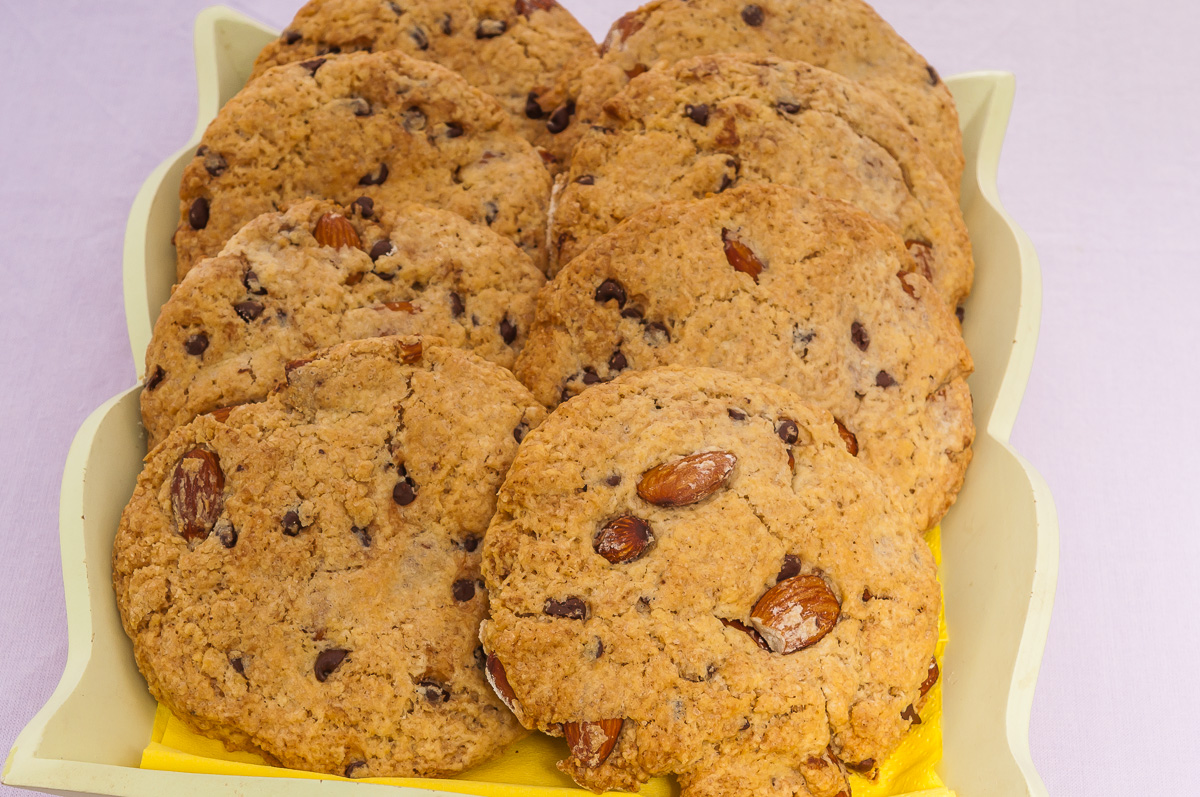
top-left (141, 529), bottom-right (952, 797)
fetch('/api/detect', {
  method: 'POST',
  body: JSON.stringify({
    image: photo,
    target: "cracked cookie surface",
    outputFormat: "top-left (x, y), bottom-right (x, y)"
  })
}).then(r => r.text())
top-left (144, 198), bottom-right (544, 447)
top-left (553, 54), bottom-right (971, 308)
top-left (518, 184), bottom-right (974, 533)
top-left (251, 0), bottom-right (599, 169)
top-left (175, 50), bottom-right (551, 277)
top-left (481, 366), bottom-right (940, 796)
top-left (115, 337), bottom-right (546, 778)
top-left (577, 0), bottom-right (963, 195)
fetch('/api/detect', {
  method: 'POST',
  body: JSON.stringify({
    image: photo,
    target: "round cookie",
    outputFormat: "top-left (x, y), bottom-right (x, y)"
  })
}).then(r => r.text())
top-left (518, 184), bottom-right (973, 533)
top-left (481, 366), bottom-right (941, 796)
top-left (145, 198), bottom-right (544, 447)
top-left (114, 337), bottom-right (546, 778)
top-left (175, 50), bottom-right (552, 278)
top-left (553, 54), bottom-right (972, 308)
top-left (576, 0), bottom-right (964, 195)
top-left (251, 0), bottom-right (599, 169)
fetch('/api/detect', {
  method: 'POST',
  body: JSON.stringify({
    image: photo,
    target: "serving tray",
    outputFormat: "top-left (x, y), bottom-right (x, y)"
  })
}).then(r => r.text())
top-left (4, 6), bottom-right (1056, 797)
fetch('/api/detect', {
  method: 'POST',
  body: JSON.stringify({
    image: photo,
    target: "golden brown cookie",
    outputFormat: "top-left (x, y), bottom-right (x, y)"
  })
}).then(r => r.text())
top-left (481, 365), bottom-right (940, 796)
top-left (114, 337), bottom-right (546, 778)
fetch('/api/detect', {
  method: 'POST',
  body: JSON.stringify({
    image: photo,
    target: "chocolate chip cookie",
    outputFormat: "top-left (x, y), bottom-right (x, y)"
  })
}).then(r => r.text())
top-left (577, 0), bottom-right (964, 195)
top-left (518, 184), bottom-right (974, 533)
top-left (114, 336), bottom-right (546, 778)
top-left (553, 54), bottom-right (971, 309)
top-left (175, 50), bottom-right (551, 278)
top-left (481, 365), bottom-right (940, 796)
top-left (145, 198), bottom-right (544, 447)
top-left (251, 0), bottom-right (599, 169)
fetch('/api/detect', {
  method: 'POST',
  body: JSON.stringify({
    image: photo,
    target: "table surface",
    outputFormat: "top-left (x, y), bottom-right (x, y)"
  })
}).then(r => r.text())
top-left (2, 1), bottom-right (1197, 795)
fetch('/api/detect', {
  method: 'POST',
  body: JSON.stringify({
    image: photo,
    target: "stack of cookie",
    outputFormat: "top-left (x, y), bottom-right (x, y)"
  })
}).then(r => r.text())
top-left (115, 1), bottom-right (974, 794)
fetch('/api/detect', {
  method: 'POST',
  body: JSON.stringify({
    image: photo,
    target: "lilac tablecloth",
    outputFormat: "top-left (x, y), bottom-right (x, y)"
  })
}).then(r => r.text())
top-left (2, 1), bottom-right (1197, 794)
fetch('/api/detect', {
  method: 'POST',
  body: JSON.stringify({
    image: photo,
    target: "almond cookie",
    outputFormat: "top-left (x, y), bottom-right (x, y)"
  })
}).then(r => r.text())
top-left (114, 337), bottom-right (546, 778)
top-left (576, 0), bottom-right (964, 195)
top-left (175, 50), bottom-right (551, 278)
top-left (251, 0), bottom-right (599, 169)
top-left (518, 184), bottom-right (973, 533)
top-left (481, 366), bottom-right (940, 796)
top-left (553, 54), bottom-right (971, 309)
top-left (144, 198), bottom-right (544, 447)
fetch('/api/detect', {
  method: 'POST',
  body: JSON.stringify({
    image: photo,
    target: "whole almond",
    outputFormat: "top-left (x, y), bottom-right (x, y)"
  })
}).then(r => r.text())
top-left (313, 212), bottom-right (362, 250)
top-left (594, 516), bottom-right (654, 563)
top-left (637, 451), bottom-right (736, 507)
top-left (722, 229), bottom-right (764, 282)
top-left (170, 448), bottom-right (225, 542)
top-left (834, 419), bottom-right (858, 457)
top-left (564, 718), bottom-right (623, 768)
top-left (750, 574), bottom-right (840, 654)
top-left (486, 654), bottom-right (518, 713)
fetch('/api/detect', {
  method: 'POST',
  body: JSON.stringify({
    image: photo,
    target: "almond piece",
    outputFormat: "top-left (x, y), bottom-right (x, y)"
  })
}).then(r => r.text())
top-left (920, 657), bottom-right (940, 696)
top-left (594, 516), bottom-right (654, 563)
top-left (750, 574), bottom-right (840, 654)
top-left (313, 212), bottom-right (362, 250)
top-left (904, 239), bottom-right (935, 282)
top-left (722, 228), bottom-right (764, 282)
top-left (719, 617), bottom-right (770, 650)
top-left (486, 654), bottom-right (518, 713)
top-left (398, 340), bottom-right (423, 364)
top-left (171, 448), bottom-right (225, 542)
top-left (381, 301), bottom-right (417, 313)
top-left (834, 419), bottom-right (858, 457)
top-left (637, 451), bottom-right (736, 507)
top-left (564, 718), bottom-right (623, 768)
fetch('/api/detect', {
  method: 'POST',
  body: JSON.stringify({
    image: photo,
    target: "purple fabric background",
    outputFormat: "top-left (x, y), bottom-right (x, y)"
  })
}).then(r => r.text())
top-left (2, 1), bottom-right (1197, 794)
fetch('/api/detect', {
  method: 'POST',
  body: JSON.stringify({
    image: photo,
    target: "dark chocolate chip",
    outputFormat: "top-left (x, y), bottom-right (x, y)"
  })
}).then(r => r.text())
top-left (685, 103), bottom-right (709, 126)
top-left (741, 4), bottom-right (764, 25)
top-left (581, 367), bottom-right (601, 385)
top-left (358, 162), bottom-right (389, 186)
top-left (283, 29), bottom-right (301, 44)
top-left (184, 332), bottom-right (209, 356)
top-left (230, 656), bottom-right (245, 674)
top-left (352, 196), bottom-right (374, 218)
top-left (234, 300), bottom-right (264, 322)
top-left (620, 305), bottom-right (643, 320)
top-left (351, 97), bottom-right (373, 117)
top-left (484, 201), bottom-right (499, 224)
top-left (609, 349), bottom-right (627, 371)
top-left (393, 480), bottom-right (417, 506)
top-left (605, 474), bottom-right (622, 487)
top-left (449, 292), bottom-right (465, 317)
top-left (314, 648), bottom-right (349, 681)
top-left (461, 535), bottom-right (480, 553)
top-left (282, 510), bottom-right (302, 536)
top-left (445, 121), bottom-right (465, 138)
top-left (453, 579), bottom-right (476, 602)
top-left (500, 316), bottom-right (517, 344)
top-left (243, 269), bottom-right (267, 295)
top-left (544, 596), bottom-right (587, 619)
top-left (875, 370), bottom-right (896, 388)
top-left (418, 680), bottom-right (450, 703)
top-left (644, 321), bottom-right (670, 345)
top-left (927, 65), bottom-right (941, 85)
top-left (403, 106), bottom-right (427, 131)
top-left (776, 418), bottom-right (799, 444)
top-left (956, 305), bottom-right (965, 323)
top-left (576, 174), bottom-right (595, 185)
top-left (344, 761), bottom-right (367, 778)
top-left (594, 278), bottom-right (626, 306)
top-left (215, 519), bottom-right (238, 549)
top-left (351, 525), bottom-right (371, 547)
top-left (146, 365), bottom-right (166, 390)
top-left (513, 421), bottom-right (529, 442)
top-left (851, 321), bottom-right (869, 351)
top-left (474, 644), bottom-right (487, 669)
top-left (777, 101), bottom-right (802, 114)
top-left (410, 26), bottom-right (429, 49)
top-left (440, 13), bottom-right (453, 34)
top-left (777, 554), bottom-right (802, 582)
top-left (188, 197), bottom-right (209, 230)
top-left (299, 57), bottom-right (326, 74)
top-left (728, 408), bottom-right (746, 421)
top-left (369, 239), bottom-right (394, 261)
top-left (476, 18), bottom-right (507, 38)
top-left (204, 152), bottom-right (227, 177)
top-left (315, 44), bottom-right (341, 55)
top-left (547, 100), bottom-right (575, 134)
top-left (525, 92), bottom-right (545, 119)
top-left (388, 1), bottom-right (403, 14)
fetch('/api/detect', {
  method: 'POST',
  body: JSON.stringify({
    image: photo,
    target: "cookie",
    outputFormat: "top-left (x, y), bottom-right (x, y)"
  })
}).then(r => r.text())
top-left (576, 0), bottom-right (964, 195)
top-left (175, 50), bottom-right (551, 278)
top-left (552, 54), bottom-right (972, 309)
top-left (114, 336), bottom-right (546, 778)
top-left (481, 365), bottom-right (941, 795)
top-left (144, 198), bottom-right (544, 447)
top-left (518, 184), bottom-right (973, 533)
top-left (251, 0), bottom-right (599, 170)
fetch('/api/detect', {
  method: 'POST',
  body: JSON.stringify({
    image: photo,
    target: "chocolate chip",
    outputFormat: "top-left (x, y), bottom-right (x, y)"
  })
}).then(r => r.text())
top-left (448, 292), bottom-right (465, 318)
top-left (403, 106), bottom-right (427, 132)
top-left (513, 421), bottom-right (529, 442)
top-left (594, 278), bottom-right (626, 306)
top-left (500, 316), bottom-right (517, 344)
top-left (184, 332), bottom-right (208, 356)
top-left (283, 29), bottom-right (301, 44)
top-left (352, 196), bottom-right (374, 218)
top-left (474, 644), bottom-right (487, 669)
top-left (525, 92), bottom-right (545, 119)
top-left (927, 65), bottom-right (941, 85)
top-left (188, 197), bottom-right (209, 230)
top-left (242, 269), bottom-right (267, 295)
top-left (581, 368), bottom-right (601, 385)
top-left (315, 44), bottom-right (341, 55)
top-left (204, 152), bottom-right (227, 177)
top-left (418, 680), bottom-right (450, 703)
top-left (741, 4), bottom-right (764, 25)
top-left (728, 408), bottom-right (746, 421)
top-left (777, 101), bottom-right (802, 114)
top-left (576, 174), bottom-right (595, 185)
top-left (718, 173), bottom-right (735, 192)
top-left (776, 418), bottom-right (799, 445)
top-left (453, 579), bottom-right (476, 601)
top-left (299, 57), bottom-right (326, 74)
top-left (620, 306), bottom-right (643, 320)
top-left (344, 761), bottom-right (367, 778)
top-left (314, 648), bottom-right (349, 681)
top-left (388, 1), bottom-right (403, 14)
top-left (215, 519), bottom-right (238, 549)
top-left (146, 365), bottom-right (166, 390)
top-left (410, 26), bottom-right (429, 49)
top-left (369, 240), bottom-right (394, 261)
top-left (358, 162), bottom-right (388, 186)
top-left (776, 554), bottom-right (802, 582)
top-left (350, 97), bottom-right (373, 117)
top-left (351, 525), bottom-right (372, 547)
top-left (875, 370), bottom-right (896, 388)
top-left (605, 474), bottom-right (622, 487)
top-left (844, 758), bottom-right (875, 774)
top-left (956, 305), bottom-right (965, 323)
top-left (282, 510), bottom-right (302, 536)
top-left (230, 656), bottom-right (245, 674)
top-left (685, 103), bottom-right (709, 126)
top-left (544, 596), bottom-right (587, 619)
top-left (862, 587), bottom-right (874, 602)
top-left (547, 100), bottom-right (575, 134)
top-left (461, 535), bottom-right (480, 553)
top-left (393, 479), bottom-right (417, 506)
top-left (234, 300), bottom-right (264, 322)
top-left (901, 704), bottom-right (922, 724)
top-left (484, 201), bottom-right (499, 224)
top-left (445, 121), bottom-right (465, 138)
top-left (476, 18), bottom-right (507, 38)
top-left (851, 321), bottom-right (869, 351)
top-left (644, 321), bottom-right (670, 345)
top-left (609, 349), bottom-right (627, 371)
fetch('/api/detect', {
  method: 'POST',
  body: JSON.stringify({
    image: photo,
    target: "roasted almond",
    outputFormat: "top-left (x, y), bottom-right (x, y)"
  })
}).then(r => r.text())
top-left (313, 212), bottom-right (362, 250)
top-left (381, 301), bottom-right (418, 313)
top-left (564, 718), bottom-right (623, 768)
top-left (920, 657), bottom-right (940, 696)
top-left (897, 270), bottom-right (918, 298)
top-left (637, 451), bottom-right (736, 507)
top-left (800, 748), bottom-right (850, 797)
top-left (722, 228), bottom-right (764, 282)
top-left (750, 574), bottom-right (840, 654)
top-left (171, 448), bottom-right (225, 542)
top-left (834, 419), bottom-right (858, 456)
top-left (486, 654), bottom-right (518, 713)
top-left (904, 239), bottom-right (935, 282)
top-left (398, 339), bottom-right (423, 364)
top-left (594, 516), bottom-right (654, 563)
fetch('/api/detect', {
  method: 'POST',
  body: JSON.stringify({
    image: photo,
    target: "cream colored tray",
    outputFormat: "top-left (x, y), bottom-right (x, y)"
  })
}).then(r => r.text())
top-left (4, 6), bottom-right (1057, 797)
